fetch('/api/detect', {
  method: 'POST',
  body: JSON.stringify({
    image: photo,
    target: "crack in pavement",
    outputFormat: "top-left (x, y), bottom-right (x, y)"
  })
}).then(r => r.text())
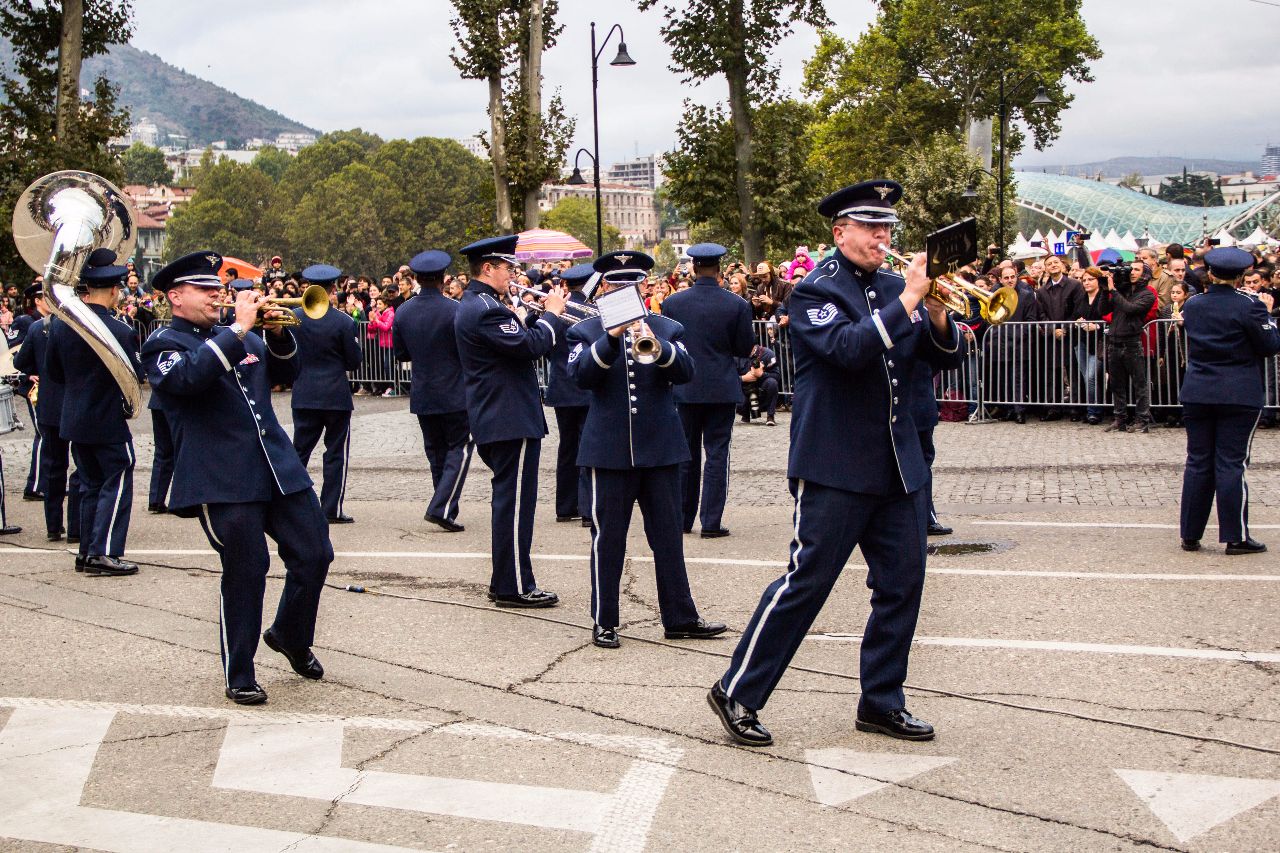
top-left (508, 639), bottom-right (596, 692)
top-left (962, 691), bottom-right (1280, 726)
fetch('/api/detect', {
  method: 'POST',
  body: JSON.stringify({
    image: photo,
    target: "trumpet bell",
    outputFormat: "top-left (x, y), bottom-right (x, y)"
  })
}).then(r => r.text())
top-left (632, 333), bottom-right (661, 364)
top-left (983, 286), bottom-right (1019, 325)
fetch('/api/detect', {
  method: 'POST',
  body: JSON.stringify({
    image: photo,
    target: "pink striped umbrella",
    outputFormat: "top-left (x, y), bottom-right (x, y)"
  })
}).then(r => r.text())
top-left (515, 228), bottom-right (593, 261)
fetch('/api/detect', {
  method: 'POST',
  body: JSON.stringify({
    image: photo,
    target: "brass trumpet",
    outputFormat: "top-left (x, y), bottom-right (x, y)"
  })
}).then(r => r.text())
top-left (630, 320), bottom-right (661, 364)
top-left (215, 284), bottom-right (331, 328)
top-left (879, 244), bottom-right (1019, 325)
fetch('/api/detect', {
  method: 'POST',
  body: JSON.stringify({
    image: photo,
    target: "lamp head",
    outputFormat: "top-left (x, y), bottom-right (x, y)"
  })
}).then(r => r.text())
top-left (610, 42), bottom-right (636, 66)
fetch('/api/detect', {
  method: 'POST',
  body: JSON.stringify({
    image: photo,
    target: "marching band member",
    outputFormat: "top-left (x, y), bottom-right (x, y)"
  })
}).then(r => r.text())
top-left (142, 250), bottom-right (332, 705)
top-left (1179, 246), bottom-right (1280, 555)
top-left (290, 264), bottom-right (363, 524)
top-left (454, 235), bottom-right (566, 608)
top-left (11, 283), bottom-right (45, 501)
top-left (568, 251), bottom-right (727, 648)
top-left (393, 249), bottom-right (473, 532)
top-left (708, 180), bottom-right (965, 746)
top-left (546, 263), bottom-right (595, 525)
top-left (660, 243), bottom-right (755, 538)
top-left (44, 249), bottom-right (143, 576)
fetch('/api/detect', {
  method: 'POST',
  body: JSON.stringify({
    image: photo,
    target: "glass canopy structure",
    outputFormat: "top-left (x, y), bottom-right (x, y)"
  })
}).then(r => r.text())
top-left (1014, 171), bottom-right (1279, 244)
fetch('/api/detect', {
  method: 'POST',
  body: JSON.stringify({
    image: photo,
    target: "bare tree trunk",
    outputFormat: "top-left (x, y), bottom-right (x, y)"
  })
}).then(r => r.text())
top-left (522, 0), bottom-right (544, 229)
top-left (488, 72), bottom-right (513, 232)
top-left (726, 0), bottom-right (761, 265)
top-left (55, 0), bottom-right (84, 142)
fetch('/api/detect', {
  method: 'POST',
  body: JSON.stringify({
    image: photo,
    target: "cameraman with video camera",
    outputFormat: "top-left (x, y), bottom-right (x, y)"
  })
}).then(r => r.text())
top-left (1101, 256), bottom-right (1156, 433)
top-left (737, 343), bottom-right (780, 426)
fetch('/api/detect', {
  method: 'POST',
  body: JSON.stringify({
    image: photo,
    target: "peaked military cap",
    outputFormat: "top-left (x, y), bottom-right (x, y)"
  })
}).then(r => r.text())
top-left (23, 282), bottom-right (44, 300)
top-left (1204, 246), bottom-right (1255, 280)
top-left (302, 264), bottom-right (342, 286)
top-left (817, 179), bottom-right (903, 224)
top-left (594, 250), bottom-right (653, 283)
top-left (686, 243), bottom-right (728, 264)
top-left (408, 250), bottom-right (452, 277)
top-left (559, 263), bottom-right (596, 286)
top-left (459, 235), bottom-right (520, 265)
top-left (79, 247), bottom-right (129, 287)
top-left (152, 250), bottom-right (224, 291)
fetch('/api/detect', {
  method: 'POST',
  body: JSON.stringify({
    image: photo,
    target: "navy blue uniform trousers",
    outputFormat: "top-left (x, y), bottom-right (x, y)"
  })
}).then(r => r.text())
top-left (39, 430), bottom-right (81, 538)
top-left (918, 427), bottom-right (939, 525)
top-left (292, 409), bottom-right (352, 519)
top-left (678, 402), bottom-right (736, 531)
top-left (417, 412), bottom-right (473, 522)
top-left (196, 488), bottom-right (333, 689)
top-left (1180, 403), bottom-right (1261, 544)
top-left (476, 438), bottom-right (542, 596)
top-left (71, 442), bottom-right (134, 558)
top-left (553, 406), bottom-right (589, 518)
top-left (586, 464), bottom-right (699, 630)
top-left (149, 409), bottom-right (175, 508)
top-left (23, 397), bottom-right (42, 495)
top-left (721, 479), bottom-right (928, 715)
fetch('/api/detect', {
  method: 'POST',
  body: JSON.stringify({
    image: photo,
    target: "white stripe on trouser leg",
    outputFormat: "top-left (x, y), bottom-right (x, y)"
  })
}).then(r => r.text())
top-left (201, 504), bottom-right (224, 548)
top-left (103, 442), bottom-right (135, 555)
top-left (590, 468), bottom-right (601, 625)
top-left (32, 432), bottom-right (42, 490)
top-left (220, 593), bottom-right (230, 687)
top-left (446, 439), bottom-right (474, 520)
top-left (337, 424), bottom-right (350, 516)
top-left (726, 479), bottom-right (806, 698)
top-left (512, 440), bottom-right (526, 594)
top-left (1241, 411), bottom-right (1261, 540)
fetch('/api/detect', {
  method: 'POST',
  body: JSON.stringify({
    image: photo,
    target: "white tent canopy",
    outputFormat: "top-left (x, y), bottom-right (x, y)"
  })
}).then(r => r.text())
top-left (1118, 231), bottom-right (1140, 251)
top-left (1103, 229), bottom-right (1123, 248)
top-left (1242, 226), bottom-right (1274, 245)
top-left (1212, 228), bottom-right (1236, 247)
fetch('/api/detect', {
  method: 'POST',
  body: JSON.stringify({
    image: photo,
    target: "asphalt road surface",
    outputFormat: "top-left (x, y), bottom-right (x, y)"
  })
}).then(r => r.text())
top-left (0, 395), bottom-right (1277, 852)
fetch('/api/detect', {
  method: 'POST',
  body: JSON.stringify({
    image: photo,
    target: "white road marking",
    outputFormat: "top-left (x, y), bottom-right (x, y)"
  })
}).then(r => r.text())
top-left (809, 634), bottom-right (1280, 664)
top-left (972, 520), bottom-right (1280, 530)
top-left (805, 750), bottom-right (955, 807)
top-left (5, 548), bottom-right (1277, 583)
top-left (1116, 769), bottom-right (1280, 842)
top-left (0, 698), bottom-right (680, 853)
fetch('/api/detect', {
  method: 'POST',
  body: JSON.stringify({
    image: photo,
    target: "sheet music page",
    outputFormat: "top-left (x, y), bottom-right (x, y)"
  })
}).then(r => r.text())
top-left (595, 285), bottom-right (647, 330)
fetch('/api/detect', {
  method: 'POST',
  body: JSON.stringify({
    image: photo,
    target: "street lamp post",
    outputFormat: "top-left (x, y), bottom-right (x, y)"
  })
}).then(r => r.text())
top-left (580, 22), bottom-right (635, 257)
top-left (991, 75), bottom-right (1051, 258)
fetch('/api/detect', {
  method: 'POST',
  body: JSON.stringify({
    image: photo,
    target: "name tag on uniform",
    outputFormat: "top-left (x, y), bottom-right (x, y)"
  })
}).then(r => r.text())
top-left (239, 353), bottom-right (260, 365)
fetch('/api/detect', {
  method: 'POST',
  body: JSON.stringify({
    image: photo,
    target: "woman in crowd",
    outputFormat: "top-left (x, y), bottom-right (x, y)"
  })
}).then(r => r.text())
top-left (1153, 281), bottom-right (1191, 426)
top-left (647, 278), bottom-right (672, 314)
top-left (726, 273), bottom-right (750, 300)
top-left (1073, 267), bottom-right (1108, 425)
top-left (366, 295), bottom-right (396, 397)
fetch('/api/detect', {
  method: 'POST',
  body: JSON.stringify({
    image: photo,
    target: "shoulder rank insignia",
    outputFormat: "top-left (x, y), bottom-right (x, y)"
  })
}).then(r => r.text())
top-left (806, 303), bottom-right (840, 327)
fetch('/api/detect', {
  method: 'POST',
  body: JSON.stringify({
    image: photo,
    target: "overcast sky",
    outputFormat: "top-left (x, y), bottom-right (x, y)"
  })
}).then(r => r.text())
top-left (129, 0), bottom-right (1278, 170)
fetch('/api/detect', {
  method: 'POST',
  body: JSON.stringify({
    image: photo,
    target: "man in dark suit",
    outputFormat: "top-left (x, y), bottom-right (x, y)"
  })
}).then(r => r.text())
top-left (708, 180), bottom-right (965, 747)
top-left (1179, 247), bottom-right (1280, 555)
top-left (393, 249), bottom-right (473, 532)
top-left (143, 250), bottom-right (332, 705)
top-left (44, 249), bottom-right (144, 577)
top-left (544, 263), bottom-right (595, 524)
top-left (454, 235), bottom-right (568, 608)
top-left (567, 251), bottom-right (727, 649)
top-left (660, 243), bottom-right (754, 537)
top-left (289, 264), bottom-right (363, 523)
top-left (987, 263), bottom-right (1040, 423)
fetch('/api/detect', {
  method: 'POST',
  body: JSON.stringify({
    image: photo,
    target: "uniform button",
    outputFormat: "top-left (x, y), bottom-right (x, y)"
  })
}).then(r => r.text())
top-left (248, 400), bottom-right (256, 406)
top-left (629, 383), bottom-right (636, 390)
top-left (887, 360), bottom-right (895, 368)
top-left (255, 414), bottom-right (262, 420)
top-left (630, 395), bottom-right (637, 401)
top-left (873, 308), bottom-right (880, 315)
top-left (892, 379), bottom-right (899, 386)
top-left (869, 290), bottom-right (877, 299)
top-left (628, 371), bottom-right (635, 377)
top-left (260, 429), bottom-right (267, 436)
top-left (630, 408), bottom-right (637, 414)
top-left (893, 397), bottom-right (899, 404)
top-left (891, 415), bottom-right (898, 423)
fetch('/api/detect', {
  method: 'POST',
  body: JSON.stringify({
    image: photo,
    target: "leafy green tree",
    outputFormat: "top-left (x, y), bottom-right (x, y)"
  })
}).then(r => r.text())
top-left (251, 145), bottom-right (293, 183)
top-left (121, 141), bottom-right (171, 185)
top-left (0, 0), bottom-right (132, 280)
top-left (1157, 169), bottom-right (1223, 207)
top-left (654, 238), bottom-right (678, 274)
top-left (639, 0), bottom-right (830, 264)
top-left (542, 196), bottom-right (623, 252)
top-left (162, 157), bottom-right (278, 262)
top-left (285, 163), bottom-right (403, 275)
top-left (891, 134), bottom-right (1008, 251)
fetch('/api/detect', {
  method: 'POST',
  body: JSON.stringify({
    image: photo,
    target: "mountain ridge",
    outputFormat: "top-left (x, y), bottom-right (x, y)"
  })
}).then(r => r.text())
top-left (1015, 155), bottom-right (1259, 178)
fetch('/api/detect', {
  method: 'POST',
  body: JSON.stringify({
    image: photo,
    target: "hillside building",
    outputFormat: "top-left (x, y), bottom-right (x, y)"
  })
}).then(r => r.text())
top-left (540, 183), bottom-right (660, 248)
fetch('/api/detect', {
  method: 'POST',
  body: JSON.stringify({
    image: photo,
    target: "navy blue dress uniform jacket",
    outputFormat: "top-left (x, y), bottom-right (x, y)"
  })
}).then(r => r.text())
top-left (454, 281), bottom-right (566, 444)
top-left (910, 359), bottom-right (940, 431)
top-left (289, 306), bottom-right (362, 410)
top-left (12, 317), bottom-right (66, 427)
top-left (660, 277), bottom-right (754, 404)
top-left (787, 254), bottom-right (965, 495)
top-left (8, 313), bottom-right (37, 397)
top-left (1181, 287), bottom-right (1280, 406)
top-left (141, 319), bottom-right (311, 513)
top-left (44, 304), bottom-right (143, 445)
top-left (393, 289), bottom-right (467, 415)
top-left (567, 314), bottom-right (694, 469)
top-left (543, 291), bottom-right (593, 409)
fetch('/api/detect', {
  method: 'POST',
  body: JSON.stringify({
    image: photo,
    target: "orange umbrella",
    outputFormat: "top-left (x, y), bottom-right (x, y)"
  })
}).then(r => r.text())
top-left (219, 256), bottom-right (264, 283)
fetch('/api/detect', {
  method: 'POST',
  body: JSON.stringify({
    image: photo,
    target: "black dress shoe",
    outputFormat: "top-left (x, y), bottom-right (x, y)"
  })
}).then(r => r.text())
top-left (1180, 539), bottom-right (1201, 552)
top-left (664, 618), bottom-right (727, 639)
top-left (1069, 411), bottom-right (1081, 422)
top-left (0, 524), bottom-right (21, 535)
top-left (262, 628), bottom-right (324, 679)
top-left (581, 517), bottom-right (593, 528)
top-left (66, 534), bottom-right (80, 545)
top-left (592, 625), bottom-right (621, 648)
top-left (74, 555), bottom-right (86, 572)
top-left (700, 527), bottom-right (731, 538)
top-left (555, 515), bottom-right (580, 522)
top-left (765, 418), bottom-right (777, 426)
top-left (1225, 537), bottom-right (1267, 555)
top-left (683, 527), bottom-right (693, 534)
top-left (1013, 412), bottom-right (1026, 424)
top-left (855, 708), bottom-right (935, 741)
top-left (707, 682), bottom-right (772, 746)
top-left (147, 503), bottom-right (168, 514)
top-left (327, 514), bottom-right (355, 524)
top-left (47, 529), bottom-right (64, 541)
top-left (83, 555), bottom-right (139, 576)
top-left (22, 491), bottom-right (43, 502)
top-left (488, 588), bottom-right (560, 608)
top-left (225, 683), bottom-right (268, 705)
top-left (1085, 416), bottom-right (1101, 425)
top-left (926, 522), bottom-right (953, 536)
top-left (424, 513), bottom-right (464, 532)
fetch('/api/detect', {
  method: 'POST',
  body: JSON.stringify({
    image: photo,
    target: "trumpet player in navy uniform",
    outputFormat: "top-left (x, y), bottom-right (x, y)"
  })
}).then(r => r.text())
top-left (1179, 247), bottom-right (1280, 556)
top-left (567, 251), bottom-right (728, 648)
top-left (546, 263), bottom-right (595, 525)
top-left (708, 180), bottom-right (965, 747)
top-left (143, 251), bottom-right (332, 705)
top-left (289, 264), bottom-right (363, 524)
top-left (13, 302), bottom-right (82, 543)
top-left (44, 249), bottom-right (144, 576)
top-left (912, 360), bottom-right (951, 536)
top-left (393, 249), bottom-right (473, 532)
top-left (454, 235), bottom-right (567, 608)
top-left (660, 243), bottom-right (754, 537)
top-left (11, 284), bottom-right (45, 501)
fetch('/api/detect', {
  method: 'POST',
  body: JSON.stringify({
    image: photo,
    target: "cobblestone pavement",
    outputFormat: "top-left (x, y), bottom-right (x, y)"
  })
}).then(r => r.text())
top-left (4, 392), bottom-right (1278, 508)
